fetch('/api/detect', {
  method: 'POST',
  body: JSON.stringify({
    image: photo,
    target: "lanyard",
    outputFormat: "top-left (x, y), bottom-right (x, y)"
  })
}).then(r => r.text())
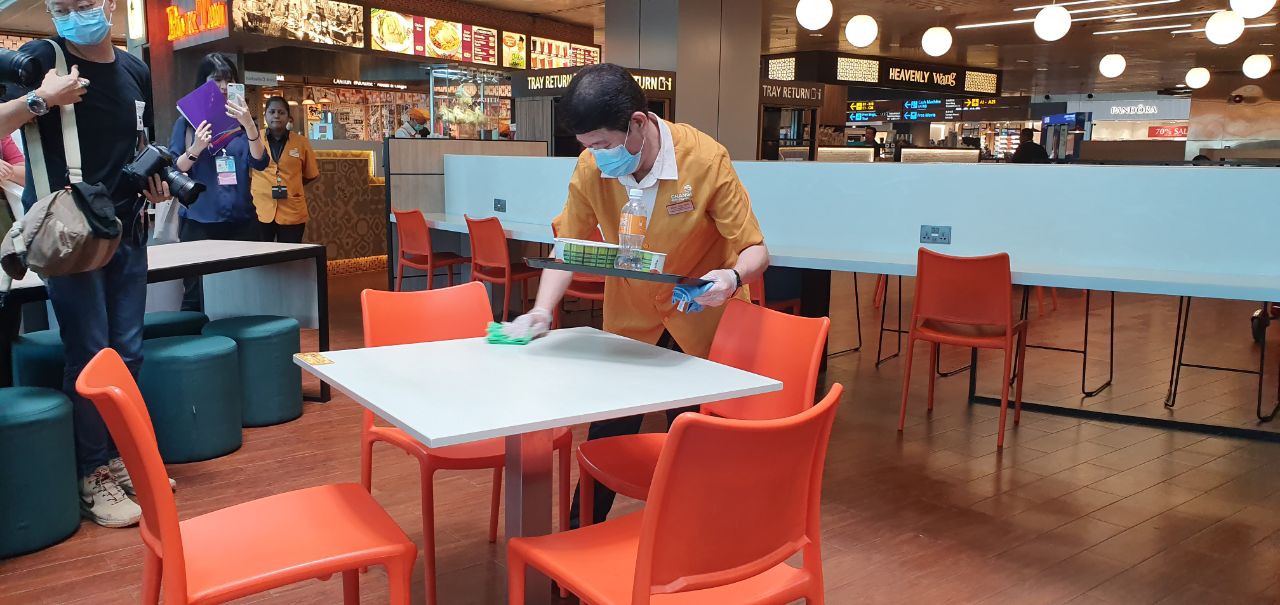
top-left (267, 132), bottom-right (289, 184)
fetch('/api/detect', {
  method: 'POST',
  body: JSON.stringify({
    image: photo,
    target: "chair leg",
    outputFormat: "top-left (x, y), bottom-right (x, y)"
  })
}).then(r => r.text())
top-left (447, 265), bottom-right (456, 287)
top-left (998, 346), bottom-right (1014, 449)
top-left (342, 570), bottom-right (359, 605)
top-left (581, 472), bottom-right (596, 527)
top-left (421, 465), bottom-right (439, 605)
top-left (1015, 329), bottom-right (1028, 425)
top-left (874, 274), bottom-right (887, 309)
top-left (395, 261), bottom-right (405, 292)
top-left (558, 440), bottom-right (571, 533)
top-left (502, 280), bottom-right (512, 322)
top-left (898, 336), bottom-right (918, 432)
top-left (387, 556), bottom-right (413, 605)
top-left (360, 437), bottom-right (374, 492)
top-left (507, 550), bottom-right (527, 605)
top-left (141, 549), bottom-right (161, 605)
top-left (489, 467), bottom-right (502, 543)
top-left (927, 342), bottom-right (939, 411)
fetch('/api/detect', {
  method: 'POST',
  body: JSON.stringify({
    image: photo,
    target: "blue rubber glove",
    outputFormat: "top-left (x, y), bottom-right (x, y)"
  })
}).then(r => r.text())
top-left (672, 282), bottom-right (716, 313)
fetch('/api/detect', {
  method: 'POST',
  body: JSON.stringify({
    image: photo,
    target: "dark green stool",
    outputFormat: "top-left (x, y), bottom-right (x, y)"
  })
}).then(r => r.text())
top-left (143, 311), bottom-right (209, 340)
top-left (0, 387), bottom-right (79, 557)
top-left (202, 316), bottom-right (302, 427)
top-left (11, 330), bottom-right (64, 390)
top-left (139, 336), bottom-right (242, 463)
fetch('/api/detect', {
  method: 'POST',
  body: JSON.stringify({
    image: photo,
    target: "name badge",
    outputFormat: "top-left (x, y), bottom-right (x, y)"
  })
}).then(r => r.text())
top-left (134, 100), bottom-right (146, 131)
top-left (215, 154), bottom-right (237, 186)
top-left (289, 148), bottom-right (301, 158)
top-left (667, 184), bottom-right (694, 215)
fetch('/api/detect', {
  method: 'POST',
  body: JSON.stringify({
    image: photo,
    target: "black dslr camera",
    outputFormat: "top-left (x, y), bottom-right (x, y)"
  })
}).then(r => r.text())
top-left (119, 145), bottom-right (205, 206)
top-left (0, 48), bottom-right (41, 89)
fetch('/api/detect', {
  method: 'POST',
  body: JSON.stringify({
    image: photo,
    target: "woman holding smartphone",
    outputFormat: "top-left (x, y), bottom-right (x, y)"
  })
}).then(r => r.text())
top-left (168, 52), bottom-right (268, 310)
top-left (252, 96), bottom-right (319, 243)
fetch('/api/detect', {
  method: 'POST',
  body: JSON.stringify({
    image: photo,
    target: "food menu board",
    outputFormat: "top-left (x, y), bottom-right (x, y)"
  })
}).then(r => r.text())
top-left (501, 32), bottom-right (527, 69)
top-left (460, 24), bottom-right (497, 65)
top-left (571, 44), bottom-right (600, 67)
top-left (370, 10), bottom-right (496, 65)
top-left (232, 0), bottom-right (364, 48)
top-left (530, 37), bottom-right (572, 69)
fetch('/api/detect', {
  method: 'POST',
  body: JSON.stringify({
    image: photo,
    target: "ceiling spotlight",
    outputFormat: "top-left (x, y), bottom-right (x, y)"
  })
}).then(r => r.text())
top-left (1035, 5), bottom-right (1073, 40)
top-left (1205, 10), bottom-right (1245, 45)
top-left (845, 14), bottom-right (879, 47)
top-left (1244, 53), bottom-right (1272, 77)
top-left (1099, 53), bottom-right (1127, 77)
top-left (795, 0), bottom-right (833, 30)
top-left (922, 26), bottom-right (953, 56)
top-left (1185, 66), bottom-right (1211, 88)
top-left (1231, 0), bottom-right (1276, 19)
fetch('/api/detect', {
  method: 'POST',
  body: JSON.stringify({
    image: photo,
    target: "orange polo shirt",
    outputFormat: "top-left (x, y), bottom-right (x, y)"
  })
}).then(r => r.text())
top-left (252, 131), bottom-right (320, 225)
top-left (553, 121), bottom-right (765, 359)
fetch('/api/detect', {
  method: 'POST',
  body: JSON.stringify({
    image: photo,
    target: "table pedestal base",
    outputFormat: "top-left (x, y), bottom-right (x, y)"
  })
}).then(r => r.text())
top-left (505, 430), bottom-right (554, 605)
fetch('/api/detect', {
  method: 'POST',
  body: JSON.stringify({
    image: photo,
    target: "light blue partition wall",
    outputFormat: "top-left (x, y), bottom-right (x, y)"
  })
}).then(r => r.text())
top-left (444, 156), bottom-right (1280, 290)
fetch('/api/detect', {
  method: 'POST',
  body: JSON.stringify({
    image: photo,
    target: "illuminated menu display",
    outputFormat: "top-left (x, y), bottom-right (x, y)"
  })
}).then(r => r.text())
top-left (370, 10), bottom-right (496, 65)
top-left (231, 0), bottom-right (363, 48)
top-left (571, 44), bottom-right (601, 67)
top-left (848, 96), bottom-right (1030, 123)
top-left (530, 37), bottom-right (601, 69)
top-left (501, 31), bottom-right (528, 69)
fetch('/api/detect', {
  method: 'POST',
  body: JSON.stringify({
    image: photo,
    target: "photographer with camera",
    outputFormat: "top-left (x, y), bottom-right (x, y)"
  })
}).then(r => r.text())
top-left (168, 53), bottom-right (267, 311)
top-left (0, 0), bottom-right (171, 528)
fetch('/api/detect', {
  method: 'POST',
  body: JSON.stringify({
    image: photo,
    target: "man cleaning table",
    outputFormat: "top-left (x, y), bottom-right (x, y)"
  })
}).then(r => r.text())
top-left (498, 63), bottom-right (770, 526)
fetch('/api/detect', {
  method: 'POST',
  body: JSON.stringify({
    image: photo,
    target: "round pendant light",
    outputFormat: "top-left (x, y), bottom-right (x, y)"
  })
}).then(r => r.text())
top-left (845, 15), bottom-right (879, 48)
top-left (795, 0), bottom-right (833, 30)
top-left (922, 26), bottom-right (953, 57)
top-left (1205, 10), bottom-right (1245, 45)
top-left (1034, 5), bottom-right (1072, 41)
top-left (1185, 67), bottom-right (1211, 88)
top-left (1244, 53), bottom-right (1272, 78)
top-left (1230, 0), bottom-right (1276, 19)
top-left (1099, 53), bottom-right (1127, 78)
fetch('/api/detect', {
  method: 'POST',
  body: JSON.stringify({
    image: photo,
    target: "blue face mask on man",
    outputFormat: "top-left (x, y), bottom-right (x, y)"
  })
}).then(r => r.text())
top-left (591, 120), bottom-right (645, 178)
top-left (53, 5), bottom-right (112, 47)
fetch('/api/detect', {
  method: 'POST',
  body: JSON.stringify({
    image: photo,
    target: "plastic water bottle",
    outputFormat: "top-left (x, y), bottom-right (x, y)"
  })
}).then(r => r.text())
top-left (616, 188), bottom-right (647, 271)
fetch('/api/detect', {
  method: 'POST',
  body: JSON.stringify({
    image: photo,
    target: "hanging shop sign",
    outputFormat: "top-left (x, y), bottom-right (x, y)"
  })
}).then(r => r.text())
top-left (230, 0), bottom-right (364, 48)
top-left (759, 80), bottom-right (824, 107)
top-left (511, 67), bottom-right (675, 98)
top-left (1148, 125), bottom-right (1189, 138)
top-left (166, 0), bottom-right (229, 50)
top-left (764, 51), bottom-right (1002, 97)
top-left (244, 70), bottom-right (281, 86)
top-left (1068, 97), bottom-right (1190, 121)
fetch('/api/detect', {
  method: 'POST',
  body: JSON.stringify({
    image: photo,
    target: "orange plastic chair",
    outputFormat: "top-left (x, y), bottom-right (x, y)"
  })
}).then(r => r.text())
top-left (898, 248), bottom-right (1028, 449)
top-left (745, 275), bottom-right (801, 315)
top-left (392, 209), bottom-right (470, 292)
top-left (75, 348), bottom-right (416, 605)
top-left (576, 299), bottom-right (831, 527)
top-left (464, 215), bottom-right (542, 321)
top-left (360, 282), bottom-right (572, 605)
top-left (509, 383), bottom-right (843, 605)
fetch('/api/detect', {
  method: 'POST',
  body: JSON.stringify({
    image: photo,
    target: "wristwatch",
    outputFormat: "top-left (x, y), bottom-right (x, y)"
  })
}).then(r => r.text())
top-left (185, 151), bottom-right (200, 162)
top-left (730, 269), bottom-right (742, 292)
top-left (25, 92), bottom-right (48, 117)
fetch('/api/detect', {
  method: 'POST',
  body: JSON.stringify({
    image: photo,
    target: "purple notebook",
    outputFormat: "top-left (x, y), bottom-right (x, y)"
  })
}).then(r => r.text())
top-left (176, 81), bottom-right (242, 153)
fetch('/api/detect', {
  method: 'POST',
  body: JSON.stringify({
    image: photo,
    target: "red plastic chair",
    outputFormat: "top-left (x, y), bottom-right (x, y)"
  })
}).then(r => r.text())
top-left (745, 276), bottom-right (801, 315)
top-left (392, 209), bottom-right (470, 292)
top-left (898, 248), bottom-right (1028, 449)
top-left (576, 300), bottom-right (831, 527)
top-left (360, 282), bottom-right (572, 605)
top-left (76, 349), bottom-right (416, 605)
top-left (465, 215), bottom-right (542, 321)
top-left (551, 224), bottom-right (605, 327)
top-left (509, 383), bottom-right (843, 605)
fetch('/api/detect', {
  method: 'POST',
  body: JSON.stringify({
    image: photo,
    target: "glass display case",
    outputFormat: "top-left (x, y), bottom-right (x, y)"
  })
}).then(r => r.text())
top-left (427, 65), bottom-right (511, 140)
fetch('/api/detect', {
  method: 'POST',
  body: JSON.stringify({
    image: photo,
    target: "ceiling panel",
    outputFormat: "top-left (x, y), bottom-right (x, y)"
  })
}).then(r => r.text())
top-left (460, 0), bottom-right (603, 28)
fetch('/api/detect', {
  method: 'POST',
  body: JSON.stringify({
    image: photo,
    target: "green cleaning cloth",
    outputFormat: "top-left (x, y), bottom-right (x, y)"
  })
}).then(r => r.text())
top-left (487, 322), bottom-right (533, 345)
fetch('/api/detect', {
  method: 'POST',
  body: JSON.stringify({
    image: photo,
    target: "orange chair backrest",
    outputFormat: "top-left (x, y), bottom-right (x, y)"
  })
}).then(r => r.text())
top-left (744, 277), bottom-right (765, 306)
top-left (392, 209), bottom-right (433, 258)
top-left (633, 383), bottom-right (843, 602)
top-left (76, 349), bottom-right (190, 604)
top-left (912, 248), bottom-right (1013, 328)
top-left (701, 299), bottom-right (830, 421)
top-left (361, 282), bottom-right (493, 347)
top-left (464, 215), bottom-right (511, 271)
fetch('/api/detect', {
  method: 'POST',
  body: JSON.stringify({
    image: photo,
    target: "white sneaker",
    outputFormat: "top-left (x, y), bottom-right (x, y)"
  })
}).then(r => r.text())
top-left (108, 456), bottom-right (176, 496)
top-left (80, 466), bottom-right (142, 528)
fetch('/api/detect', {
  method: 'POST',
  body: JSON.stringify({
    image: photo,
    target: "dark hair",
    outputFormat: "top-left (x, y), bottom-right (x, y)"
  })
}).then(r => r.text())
top-left (194, 53), bottom-right (238, 89)
top-left (1020, 128), bottom-right (1036, 139)
top-left (865, 126), bottom-right (877, 134)
top-left (265, 96), bottom-right (289, 111)
top-left (558, 64), bottom-right (647, 135)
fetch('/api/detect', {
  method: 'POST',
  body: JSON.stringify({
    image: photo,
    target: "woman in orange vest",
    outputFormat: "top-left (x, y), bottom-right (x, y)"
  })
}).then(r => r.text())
top-left (501, 64), bottom-right (770, 526)
top-left (252, 96), bottom-right (320, 242)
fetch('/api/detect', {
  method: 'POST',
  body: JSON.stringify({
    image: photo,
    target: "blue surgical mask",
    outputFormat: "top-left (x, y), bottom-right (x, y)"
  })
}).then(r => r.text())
top-left (591, 123), bottom-right (644, 178)
top-left (54, 6), bottom-right (112, 47)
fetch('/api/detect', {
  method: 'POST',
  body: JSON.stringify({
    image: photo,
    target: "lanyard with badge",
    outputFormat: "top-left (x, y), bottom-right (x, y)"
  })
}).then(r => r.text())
top-left (214, 149), bottom-right (237, 186)
top-left (267, 135), bottom-right (288, 199)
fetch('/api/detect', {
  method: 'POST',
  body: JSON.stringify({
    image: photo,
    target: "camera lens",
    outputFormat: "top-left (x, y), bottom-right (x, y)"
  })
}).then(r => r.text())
top-left (161, 166), bottom-right (205, 206)
top-left (0, 49), bottom-right (41, 88)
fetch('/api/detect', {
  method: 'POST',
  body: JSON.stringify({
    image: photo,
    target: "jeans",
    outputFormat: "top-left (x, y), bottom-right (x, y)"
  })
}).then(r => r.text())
top-left (259, 221), bottom-right (305, 243)
top-left (45, 236), bottom-right (148, 477)
top-left (179, 218), bottom-right (261, 311)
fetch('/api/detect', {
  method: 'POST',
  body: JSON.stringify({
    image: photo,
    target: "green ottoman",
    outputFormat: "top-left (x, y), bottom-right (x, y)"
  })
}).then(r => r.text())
top-left (143, 311), bottom-right (210, 340)
top-left (139, 336), bottom-right (242, 463)
top-left (202, 316), bottom-right (302, 427)
top-left (0, 387), bottom-right (79, 557)
top-left (11, 330), bottom-right (64, 390)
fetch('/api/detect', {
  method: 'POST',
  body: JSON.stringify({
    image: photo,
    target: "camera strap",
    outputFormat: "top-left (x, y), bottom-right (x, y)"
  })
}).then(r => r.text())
top-left (24, 39), bottom-right (82, 200)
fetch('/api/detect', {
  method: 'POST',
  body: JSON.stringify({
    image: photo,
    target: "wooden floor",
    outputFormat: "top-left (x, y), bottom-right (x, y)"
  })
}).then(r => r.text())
top-left (5, 271), bottom-right (1280, 604)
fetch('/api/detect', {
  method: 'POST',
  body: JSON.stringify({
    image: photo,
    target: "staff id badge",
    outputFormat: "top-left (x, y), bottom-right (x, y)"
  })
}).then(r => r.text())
top-left (215, 153), bottom-right (237, 186)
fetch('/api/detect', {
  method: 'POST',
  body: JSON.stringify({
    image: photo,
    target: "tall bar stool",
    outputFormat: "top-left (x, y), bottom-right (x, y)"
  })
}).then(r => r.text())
top-left (392, 209), bottom-right (470, 291)
top-left (898, 248), bottom-right (1028, 449)
top-left (464, 215), bottom-right (542, 321)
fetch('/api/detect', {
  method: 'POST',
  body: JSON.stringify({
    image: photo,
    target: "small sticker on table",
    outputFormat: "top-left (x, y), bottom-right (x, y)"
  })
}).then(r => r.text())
top-left (295, 352), bottom-right (334, 365)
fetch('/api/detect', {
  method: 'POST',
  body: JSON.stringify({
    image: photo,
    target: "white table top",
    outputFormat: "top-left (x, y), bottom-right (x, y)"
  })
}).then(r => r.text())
top-left (294, 327), bottom-right (782, 448)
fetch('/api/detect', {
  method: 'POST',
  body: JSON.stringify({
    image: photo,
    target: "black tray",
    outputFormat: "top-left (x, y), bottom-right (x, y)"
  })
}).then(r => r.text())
top-left (525, 257), bottom-right (710, 286)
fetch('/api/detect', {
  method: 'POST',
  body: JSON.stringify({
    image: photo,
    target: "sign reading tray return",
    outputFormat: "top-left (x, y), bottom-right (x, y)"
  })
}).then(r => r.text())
top-left (511, 66), bottom-right (676, 99)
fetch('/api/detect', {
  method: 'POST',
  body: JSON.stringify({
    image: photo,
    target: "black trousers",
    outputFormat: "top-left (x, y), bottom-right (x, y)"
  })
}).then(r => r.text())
top-left (568, 331), bottom-right (697, 527)
top-left (260, 221), bottom-right (305, 243)
top-left (179, 218), bottom-right (262, 311)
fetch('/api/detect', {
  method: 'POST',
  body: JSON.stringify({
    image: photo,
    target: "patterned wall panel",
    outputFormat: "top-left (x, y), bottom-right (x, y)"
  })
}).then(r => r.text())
top-left (303, 153), bottom-right (386, 261)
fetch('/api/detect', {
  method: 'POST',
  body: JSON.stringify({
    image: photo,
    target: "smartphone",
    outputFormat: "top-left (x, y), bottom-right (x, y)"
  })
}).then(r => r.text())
top-left (226, 83), bottom-right (245, 107)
